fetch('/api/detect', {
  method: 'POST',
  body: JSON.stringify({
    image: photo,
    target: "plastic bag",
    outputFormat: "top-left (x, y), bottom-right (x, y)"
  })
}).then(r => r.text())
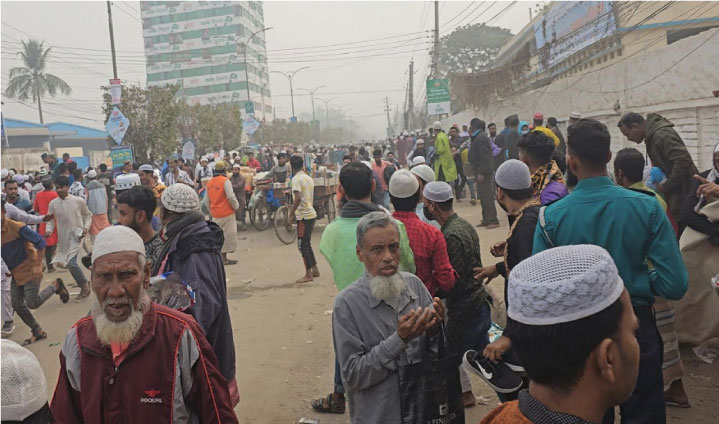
top-left (148, 271), bottom-right (195, 311)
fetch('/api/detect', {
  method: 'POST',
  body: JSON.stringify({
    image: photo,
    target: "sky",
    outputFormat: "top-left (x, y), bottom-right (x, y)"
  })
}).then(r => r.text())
top-left (1, 0), bottom-right (532, 139)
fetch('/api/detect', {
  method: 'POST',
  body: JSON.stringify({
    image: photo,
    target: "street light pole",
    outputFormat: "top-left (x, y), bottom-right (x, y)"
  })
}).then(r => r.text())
top-left (271, 66), bottom-right (309, 120)
top-left (316, 97), bottom-right (338, 128)
top-left (299, 85), bottom-right (326, 121)
top-left (239, 27), bottom-right (272, 114)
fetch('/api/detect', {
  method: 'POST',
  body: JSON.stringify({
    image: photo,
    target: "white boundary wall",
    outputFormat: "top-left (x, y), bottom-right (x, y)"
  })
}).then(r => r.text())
top-left (444, 28), bottom-right (719, 171)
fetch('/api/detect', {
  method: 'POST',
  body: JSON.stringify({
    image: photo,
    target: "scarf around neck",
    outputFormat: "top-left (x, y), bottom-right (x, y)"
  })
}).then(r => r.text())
top-left (531, 160), bottom-right (565, 199)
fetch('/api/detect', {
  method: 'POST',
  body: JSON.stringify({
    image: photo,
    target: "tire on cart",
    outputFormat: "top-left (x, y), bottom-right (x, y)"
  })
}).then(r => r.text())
top-left (251, 197), bottom-right (271, 231)
top-left (274, 205), bottom-right (296, 245)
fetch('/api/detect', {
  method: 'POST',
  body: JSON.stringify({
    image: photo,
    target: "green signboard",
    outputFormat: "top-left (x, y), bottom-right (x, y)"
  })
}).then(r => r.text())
top-left (244, 101), bottom-right (255, 115)
top-left (426, 78), bottom-right (451, 115)
top-left (110, 145), bottom-right (133, 170)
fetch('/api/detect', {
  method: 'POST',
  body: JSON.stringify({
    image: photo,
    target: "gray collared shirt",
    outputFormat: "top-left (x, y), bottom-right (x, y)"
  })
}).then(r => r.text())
top-left (332, 271), bottom-right (434, 424)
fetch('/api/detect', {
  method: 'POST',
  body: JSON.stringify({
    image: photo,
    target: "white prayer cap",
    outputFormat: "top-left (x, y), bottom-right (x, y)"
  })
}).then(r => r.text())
top-left (115, 173), bottom-right (141, 191)
top-left (138, 164), bottom-right (153, 172)
top-left (389, 169), bottom-right (419, 199)
top-left (91, 225), bottom-right (146, 265)
top-left (411, 164), bottom-right (434, 184)
top-left (433, 121), bottom-right (442, 130)
top-left (233, 163), bottom-right (241, 169)
top-left (161, 183), bottom-right (199, 213)
top-left (570, 111), bottom-right (582, 119)
top-left (495, 159), bottom-right (531, 190)
top-left (7, 170), bottom-right (15, 177)
top-left (13, 174), bottom-right (25, 183)
top-left (1, 340), bottom-right (47, 421)
top-left (87, 170), bottom-right (97, 179)
top-left (200, 156), bottom-right (208, 163)
top-left (411, 156), bottom-right (426, 167)
top-left (423, 181), bottom-right (454, 202)
top-left (508, 245), bottom-right (624, 326)
top-left (1, 169), bottom-right (8, 179)
top-left (402, 131), bottom-right (409, 136)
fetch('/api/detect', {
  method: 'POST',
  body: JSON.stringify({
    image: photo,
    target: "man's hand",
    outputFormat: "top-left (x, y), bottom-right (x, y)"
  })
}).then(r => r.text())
top-left (490, 241), bottom-right (506, 257)
top-left (474, 264), bottom-right (499, 283)
top-left (44, 231), bottom-right (52, 238)
top-left (397, 307), bottom-right (435, 343)
top-left (30, 265), bottom-right (43, 281)
top-left (483, 335), bottom-right (512, 363)
top-left (42, 213), bottom-right (54, 222)
top-left (694, 175), bottom-right (719, 198)
top-left (476, 174), bottom-right (485, 184)
top-left (81, 229), bottom-right (88, 237)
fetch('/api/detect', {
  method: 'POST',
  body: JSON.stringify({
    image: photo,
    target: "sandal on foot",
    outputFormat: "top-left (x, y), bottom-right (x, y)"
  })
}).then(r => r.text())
top-left (55, 278), bottom-right (70, 304)
top-left (666, 400), bottom-right (691, 408)
top-left (223, 259), bottom-right (238, 265)
top-left (311, 394), bottom-right (346, 414)
top-left (77, 285), bottom-right (91, 299)
top-left (23, 331), bottom-right (47, 346)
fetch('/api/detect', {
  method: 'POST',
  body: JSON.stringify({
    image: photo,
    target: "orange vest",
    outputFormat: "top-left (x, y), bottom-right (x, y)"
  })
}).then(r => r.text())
top-left (207, 175), bottom-right (234, 218)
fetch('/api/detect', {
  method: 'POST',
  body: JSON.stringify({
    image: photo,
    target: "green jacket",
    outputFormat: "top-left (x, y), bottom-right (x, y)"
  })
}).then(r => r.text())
top-left (644, 113), bottom-right (698, 220)
top-left (433, 131), bottom-right (457, 182)
top-left (319, 216), bottom-right (415, 291)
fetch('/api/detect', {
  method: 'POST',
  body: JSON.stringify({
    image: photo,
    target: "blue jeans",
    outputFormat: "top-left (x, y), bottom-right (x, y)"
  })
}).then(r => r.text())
top-left (67, 253), bottom-right (88, 288)
top-left (466, 176), bottom-right (477, 200)
top-left (461, 301), bottom-right (491, 353)
top-left (382, 190), bottom-right (390, 210)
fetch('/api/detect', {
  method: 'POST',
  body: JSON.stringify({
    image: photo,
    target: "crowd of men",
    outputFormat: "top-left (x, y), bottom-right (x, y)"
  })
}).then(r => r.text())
top-left (1, 109), bottom-right (718, 423)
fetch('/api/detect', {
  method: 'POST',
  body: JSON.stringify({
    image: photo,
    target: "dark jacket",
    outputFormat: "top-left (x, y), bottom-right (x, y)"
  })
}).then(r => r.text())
top-left (681, 169), bottom-right (719, 244)
top-left (551, 126), bottom-right (566, 156)
top-left (468, 130), bottom-right (493, 176)
top-left (155, 217), bottom-right (236, 383)
top-left (495, 127), bottom-right (520, 161)
top-left (644, 113), bottom-right (698, 222)
top-left (51, 304), bottom-right (238, 424)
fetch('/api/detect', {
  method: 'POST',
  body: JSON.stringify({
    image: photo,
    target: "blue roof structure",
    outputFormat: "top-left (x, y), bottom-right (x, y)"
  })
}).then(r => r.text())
top-left (44, 122), bottom-right (109, 139)
top-left (3, 117), bottom-right (109, 138)
top-left (3, 117), bottom-right (46, 128)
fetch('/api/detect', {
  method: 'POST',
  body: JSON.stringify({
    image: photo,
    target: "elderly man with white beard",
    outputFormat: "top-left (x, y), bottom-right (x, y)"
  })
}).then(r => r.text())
top-left (333, 211), bottom-right (445, 423)
top-left (51, 225), bottom-right (237, 424)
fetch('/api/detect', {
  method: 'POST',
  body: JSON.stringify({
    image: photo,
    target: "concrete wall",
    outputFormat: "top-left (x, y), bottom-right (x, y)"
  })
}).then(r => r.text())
top-left (444, 28), bottom-right (719, 171)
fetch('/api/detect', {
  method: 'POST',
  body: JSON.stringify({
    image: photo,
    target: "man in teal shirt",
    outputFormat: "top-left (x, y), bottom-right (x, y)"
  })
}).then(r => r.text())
top-left (311, 161), bottom-right (415, 415)
top-left (533, 119), bottom-right (687, 424)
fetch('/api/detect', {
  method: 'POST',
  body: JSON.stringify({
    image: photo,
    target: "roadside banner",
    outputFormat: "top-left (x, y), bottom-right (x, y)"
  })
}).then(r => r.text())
top-left (110, 145), bottom-right (133, 169)
top-left (110, 79), bottom-right (122, 105)
top-left (426, 78), bottom-right (451, 115)
top-left (106, 106), bottom-right (130, 145)
top-left (182, 139), bottom-right (196, 160)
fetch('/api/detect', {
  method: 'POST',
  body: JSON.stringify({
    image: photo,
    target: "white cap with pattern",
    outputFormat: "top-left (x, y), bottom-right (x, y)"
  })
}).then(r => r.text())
top-left (161, 182), bottom-right (199, 213)
top-left (1, 340), bottom-right (48, 421)
top-left (508, 245), bottom-right (625, 325)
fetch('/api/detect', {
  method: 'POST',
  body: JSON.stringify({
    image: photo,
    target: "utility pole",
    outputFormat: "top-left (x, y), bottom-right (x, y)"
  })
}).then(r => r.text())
top-left (316, 97), bottom-right (337, 128)
top-left (433, 0), bottom-right (440, 78)
top-left (384, 97), bottom-right (392, 138)
top-left (408, 60), bottom-right (414, 130)
top-left (299, 85), bottom-right (326, 122)
top-left (106, 1), bottom-right (118, 79)
top-left (239, 27), bottom-right (272, 115)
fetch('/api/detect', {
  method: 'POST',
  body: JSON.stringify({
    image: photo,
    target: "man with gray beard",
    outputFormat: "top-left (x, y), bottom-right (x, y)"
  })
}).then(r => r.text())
top-left (333, 211), bottom-right (446, 423)
top-left (51, 226), bottom-right (237, 423)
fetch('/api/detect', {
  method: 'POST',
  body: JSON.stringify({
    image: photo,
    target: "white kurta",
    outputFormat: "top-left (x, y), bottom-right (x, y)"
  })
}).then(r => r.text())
top-left (46, 195), bottom-right (92, 266)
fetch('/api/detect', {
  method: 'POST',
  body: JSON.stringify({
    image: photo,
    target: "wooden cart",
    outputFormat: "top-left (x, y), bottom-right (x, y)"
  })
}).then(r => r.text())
top-left (274, 175), bottom-right (338, 245)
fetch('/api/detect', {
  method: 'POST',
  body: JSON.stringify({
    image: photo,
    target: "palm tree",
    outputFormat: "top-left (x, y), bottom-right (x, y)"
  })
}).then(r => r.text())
top-left (5, 39), bottom-right (72, 123)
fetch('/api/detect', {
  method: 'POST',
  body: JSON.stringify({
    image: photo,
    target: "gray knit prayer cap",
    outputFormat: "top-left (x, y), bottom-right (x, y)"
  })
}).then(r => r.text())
top-left (508, 245), bottom-right (625, 325)
top-left (423, 181), bottom-right (454, 202)
top-left (161, 183), bottom-right (199, 213)
top-left (495, 159), bottom-right (531, 190)
top-left (410, 164), bottom-right (434, 183)
top-left (389, 169), bottom-right (419, 198)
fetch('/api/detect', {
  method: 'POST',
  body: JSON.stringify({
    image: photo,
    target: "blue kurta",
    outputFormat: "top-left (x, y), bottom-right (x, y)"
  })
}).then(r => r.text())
top-left (533, 176), bottom-right (687, 306)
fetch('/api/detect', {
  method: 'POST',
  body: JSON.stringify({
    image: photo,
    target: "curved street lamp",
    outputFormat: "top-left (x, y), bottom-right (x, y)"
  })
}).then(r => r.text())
top-left (238, 27), bottom-right (272, 114)
top-left (271, 66), bottom-right (309, 120)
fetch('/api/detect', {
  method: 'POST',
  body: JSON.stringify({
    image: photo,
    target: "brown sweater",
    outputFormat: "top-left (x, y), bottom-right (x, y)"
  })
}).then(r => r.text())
top-left (480, 400), bottom-right (533, 424)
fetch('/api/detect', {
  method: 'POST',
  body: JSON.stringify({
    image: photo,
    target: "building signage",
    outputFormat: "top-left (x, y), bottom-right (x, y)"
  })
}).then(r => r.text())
top-left (110, 145), bottom-right (133, 169)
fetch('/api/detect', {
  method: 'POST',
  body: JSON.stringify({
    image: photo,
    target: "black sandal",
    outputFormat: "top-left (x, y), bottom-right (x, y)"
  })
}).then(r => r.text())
top-left (77, 285), bottom-right (91, 299)
top-left (55, 278), bottom-right (69, 304)
top-left (23, 330), bottom-right (47, 346)
top-left (311, 393), bottom-right (346, 414)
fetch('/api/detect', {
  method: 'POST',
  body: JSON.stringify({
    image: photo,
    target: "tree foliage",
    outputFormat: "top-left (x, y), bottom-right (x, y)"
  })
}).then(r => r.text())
top-left (433, 23), bottom-right (513, 77)
top-left (4, 39), bottom-right (72, 123)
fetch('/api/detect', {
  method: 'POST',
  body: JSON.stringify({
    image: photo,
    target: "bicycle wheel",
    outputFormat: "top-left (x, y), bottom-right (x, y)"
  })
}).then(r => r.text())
top-left (252, 197), bottom-right (271, 231)
top-left (274, 205), bottom-right (297, 245)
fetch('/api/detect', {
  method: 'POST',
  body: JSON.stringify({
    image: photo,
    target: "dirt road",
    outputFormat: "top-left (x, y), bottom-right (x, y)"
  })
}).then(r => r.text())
top-left (8, 201), bottom-right (718, 423)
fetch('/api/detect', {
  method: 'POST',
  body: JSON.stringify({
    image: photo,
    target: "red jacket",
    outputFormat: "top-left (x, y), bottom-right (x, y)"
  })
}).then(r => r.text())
top-left (51, 303), bottom-right (237, 424)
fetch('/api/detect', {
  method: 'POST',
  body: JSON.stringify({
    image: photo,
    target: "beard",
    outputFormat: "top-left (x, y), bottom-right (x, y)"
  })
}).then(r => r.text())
top-left (369, 272), bottom-right (407, 303)
top-left (92, 289), bottom-right (151, 347)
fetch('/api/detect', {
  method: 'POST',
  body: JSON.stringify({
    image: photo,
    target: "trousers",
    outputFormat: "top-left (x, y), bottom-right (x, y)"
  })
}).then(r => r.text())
top-left (603, 306), bottom-right (666, 424)
top-left (67, 253), bottom-right (88, 288)
top-left (2, 275), bottom-right (12, 322)
top-left (297, 218), bottom-right (317, 270)
top-left (11, 278), bottom-right (54, 334)
top-left (477, 174), bottom-right (499, 225)
top-left (458, 302), bottom-right (492, 393)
